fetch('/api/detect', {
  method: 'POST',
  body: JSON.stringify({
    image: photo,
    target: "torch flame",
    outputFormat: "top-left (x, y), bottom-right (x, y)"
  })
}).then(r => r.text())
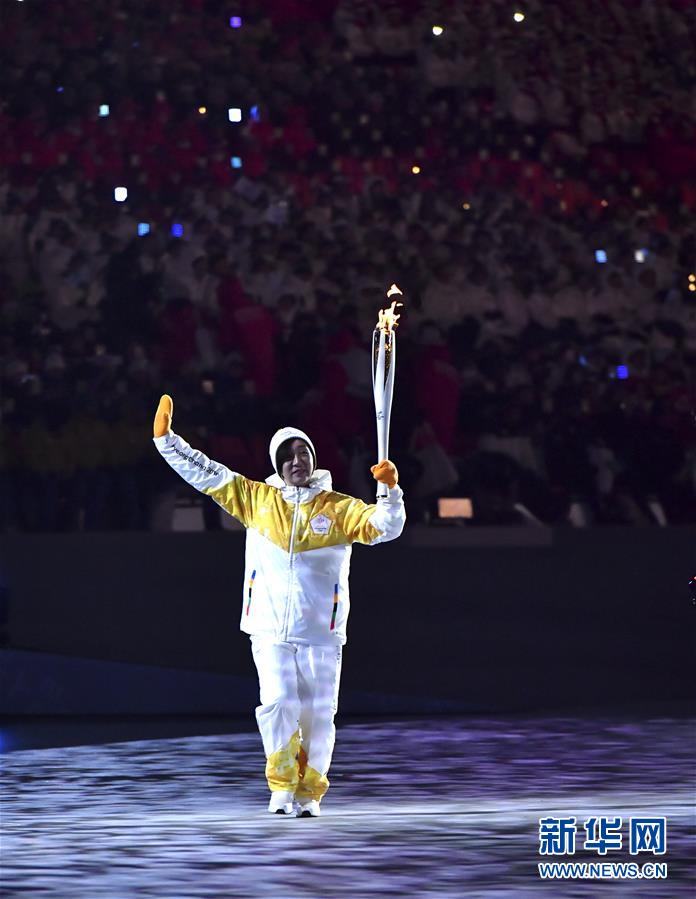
top-left (377, 284), bottom-right (403, 332)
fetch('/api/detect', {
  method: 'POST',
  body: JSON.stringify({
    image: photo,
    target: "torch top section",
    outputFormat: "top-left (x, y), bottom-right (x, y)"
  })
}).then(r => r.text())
top-left (376, 284), bottom-right (403, 333)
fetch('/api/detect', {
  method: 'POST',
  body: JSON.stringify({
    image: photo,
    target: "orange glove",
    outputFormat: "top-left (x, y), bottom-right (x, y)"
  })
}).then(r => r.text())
top-left (153, 394), bottom-right (173, 438)
top-left (371, 459), bottom-right (398, 488)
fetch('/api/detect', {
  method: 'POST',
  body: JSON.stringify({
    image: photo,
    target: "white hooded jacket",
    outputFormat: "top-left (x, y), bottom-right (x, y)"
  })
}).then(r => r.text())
top-left (154, 427), bottom-right (405, 645)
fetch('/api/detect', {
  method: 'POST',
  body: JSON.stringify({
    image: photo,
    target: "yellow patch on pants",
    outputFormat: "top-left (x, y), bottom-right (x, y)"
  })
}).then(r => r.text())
top-left (266, 730), bottom-right (301, 792)
top-left (296, 746), bottom-right (330, 801)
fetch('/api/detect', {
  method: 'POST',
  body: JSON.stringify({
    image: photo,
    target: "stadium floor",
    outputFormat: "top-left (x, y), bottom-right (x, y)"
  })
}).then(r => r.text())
top-left (2, 716), bottom-right (694, 897)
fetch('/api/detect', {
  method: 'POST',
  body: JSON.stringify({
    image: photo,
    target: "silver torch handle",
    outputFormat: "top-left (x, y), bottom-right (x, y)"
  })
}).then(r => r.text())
top-left (372, 325), bottom-right (396, 498)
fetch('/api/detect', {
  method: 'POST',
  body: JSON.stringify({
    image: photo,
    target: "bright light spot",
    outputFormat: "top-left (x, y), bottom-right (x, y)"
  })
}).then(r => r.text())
top-left (616, 365), bottom-right (629, 380)
top-left (99, 104), bottom-right (110, 117)
top-left (137, 223), bottom-right (150, 236)
top-left (634, 249), bottom-right (648, 263)
top-left (230, 15), bottom-right (242, 27)
top-left (198, 106), bottom-right (207, 115)
top-left (595, 249), bottom-right (607, 264)
top-left (432, 25), bottom-right (444, 36)
top-left (689, 274), bottom-right (696, 282)
top-left (411, 165), bottom-right (421, 174)
top-left (114, 187), bottom-right (128, 202)
top-left (171, 223), bottom-right (184, 238)
top-left (601, 198), bottom-right (609, 207)
top-left (56, 86), bottom-right (64, 93)
top-left (250, 105), bottom-right (260, 121)
top-left (228, 107), bottom-right (242, 122)
top-left (689, 284), bottom-right (696, 293)
top-left (513, 11), bottom-right (525, 22)
top-left (462, 202), bottom-right (471, 210)
top-left (230, 156), bottom-right (242, 169)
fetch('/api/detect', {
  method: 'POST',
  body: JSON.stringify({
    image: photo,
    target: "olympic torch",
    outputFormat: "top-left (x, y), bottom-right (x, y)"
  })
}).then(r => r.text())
top-left (372, 284), bottom-right (403, 498)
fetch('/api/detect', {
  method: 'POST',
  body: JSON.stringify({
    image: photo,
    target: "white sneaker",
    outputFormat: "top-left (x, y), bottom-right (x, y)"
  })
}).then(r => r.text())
top-left (268, 791), bottom-right (295, 815)
top-left (296, 799), bottom-right (321, 818)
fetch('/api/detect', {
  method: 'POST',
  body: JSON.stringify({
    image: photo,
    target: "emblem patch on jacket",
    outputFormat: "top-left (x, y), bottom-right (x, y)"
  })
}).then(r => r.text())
top-left (309, 513), bottom-right (333, 535)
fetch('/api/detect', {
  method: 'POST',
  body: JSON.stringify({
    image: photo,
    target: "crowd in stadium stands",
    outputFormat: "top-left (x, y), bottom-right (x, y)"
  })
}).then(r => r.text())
top-left (1, 0), bottom-right (695, 530)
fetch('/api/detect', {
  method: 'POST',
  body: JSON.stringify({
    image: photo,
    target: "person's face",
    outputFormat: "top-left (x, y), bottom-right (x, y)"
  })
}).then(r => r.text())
top-left (280, 439), bottom-right (313, 487)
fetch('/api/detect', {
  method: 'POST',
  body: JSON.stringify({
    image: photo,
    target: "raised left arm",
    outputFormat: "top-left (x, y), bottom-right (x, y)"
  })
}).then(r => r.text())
top-left (337, 461), bottom-right (406, 545)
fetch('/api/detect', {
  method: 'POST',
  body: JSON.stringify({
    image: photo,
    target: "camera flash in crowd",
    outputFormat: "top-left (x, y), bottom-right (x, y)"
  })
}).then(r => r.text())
top-left (228, 108), bottom-right (242, 122)
top-left (229, 16), bottom-right (242, 28)
top-left (99, 104), bottom-right (110, 117)
top-left (198, 106), bottom-right (207, 115)
top-left (432, 25), bottom-right (444, 36)
top-left (412, 165), bottom-right (421, 174)
top-left (513, 12), bottom-right (525, 22)
top-left (114, 187), bottom-right (128, 202)
top-left (595, 249), bottom-right (607, 263)
top-left (137, 223), bottom-right (150, 236)
top-left (634, 248), bottom-right (648, 263)
top-left (230, 156), bottom-right (243, 169)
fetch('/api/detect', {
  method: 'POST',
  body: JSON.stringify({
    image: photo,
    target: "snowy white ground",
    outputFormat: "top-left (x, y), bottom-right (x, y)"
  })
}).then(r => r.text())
top-left (2, 717), bottom-right (694, 897)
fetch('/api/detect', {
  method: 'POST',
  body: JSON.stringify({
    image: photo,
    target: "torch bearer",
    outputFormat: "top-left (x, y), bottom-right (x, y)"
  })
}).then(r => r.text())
top-left (372, 284), bottom-right (403, 498)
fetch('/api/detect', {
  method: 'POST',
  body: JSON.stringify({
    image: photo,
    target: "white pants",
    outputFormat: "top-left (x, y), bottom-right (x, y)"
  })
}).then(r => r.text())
top-left (250, 636), bottom-right (343, 800)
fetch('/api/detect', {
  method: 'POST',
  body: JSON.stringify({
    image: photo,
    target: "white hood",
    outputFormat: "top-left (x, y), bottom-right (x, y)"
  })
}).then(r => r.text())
top-left (269, 426), bottom-right (318, 477)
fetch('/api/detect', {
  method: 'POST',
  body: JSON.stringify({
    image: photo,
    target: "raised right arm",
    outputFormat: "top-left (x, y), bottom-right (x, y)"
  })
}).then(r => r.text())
top-left (152, 395), bottom-right (254, 526)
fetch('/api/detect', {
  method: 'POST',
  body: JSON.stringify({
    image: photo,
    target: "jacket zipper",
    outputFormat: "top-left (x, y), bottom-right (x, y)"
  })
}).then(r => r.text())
top-left (282, 487), bottom-right (301, 640)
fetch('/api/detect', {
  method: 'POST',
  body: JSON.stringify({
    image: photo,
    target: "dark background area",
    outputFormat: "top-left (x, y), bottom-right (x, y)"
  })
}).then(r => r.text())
top-left (2, 527), bottom-right (693, 719)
